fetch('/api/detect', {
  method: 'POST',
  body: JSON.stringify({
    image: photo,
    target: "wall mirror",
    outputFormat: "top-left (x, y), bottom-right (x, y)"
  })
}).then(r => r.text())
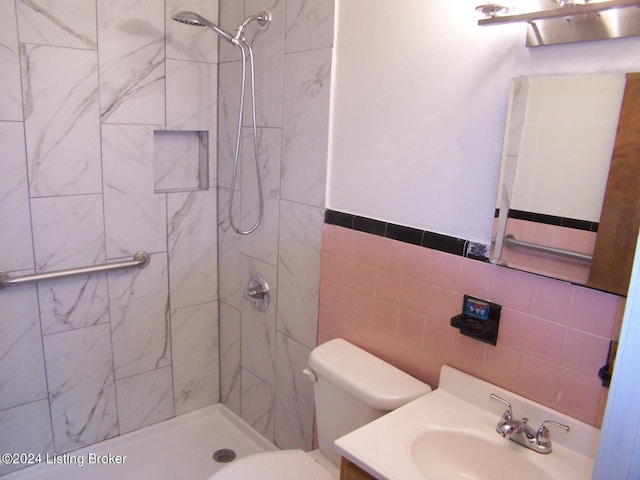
top-left (491, 72), bottom-right (640, 296)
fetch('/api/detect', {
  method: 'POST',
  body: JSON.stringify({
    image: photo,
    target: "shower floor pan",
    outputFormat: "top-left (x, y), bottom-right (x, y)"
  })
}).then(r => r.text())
top-left (2, 404), bottom-right (276, 480)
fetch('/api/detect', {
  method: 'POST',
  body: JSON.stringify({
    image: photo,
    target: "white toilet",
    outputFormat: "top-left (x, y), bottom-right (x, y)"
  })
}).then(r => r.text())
top-left (209, 338), bottom-right (431, 480)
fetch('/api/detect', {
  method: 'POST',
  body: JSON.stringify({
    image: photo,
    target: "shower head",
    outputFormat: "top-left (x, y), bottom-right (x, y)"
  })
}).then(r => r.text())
top-left (171, 11), bottom-right (235, 44)
top-left (171, 11), bottom-right (206, 27)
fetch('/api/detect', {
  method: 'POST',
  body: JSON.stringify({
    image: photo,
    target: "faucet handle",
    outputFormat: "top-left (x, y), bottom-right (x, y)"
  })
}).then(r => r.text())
top-left (536, 420), bottom-right (570, 448)
top-left (489, 393), bottom-right (513, 420)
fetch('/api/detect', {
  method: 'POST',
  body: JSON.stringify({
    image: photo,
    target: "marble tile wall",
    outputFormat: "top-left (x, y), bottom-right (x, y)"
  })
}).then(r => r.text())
top-left (0, 0), bottom-right (220, 475)
top-left (218, 0), bottom-right (333, 451)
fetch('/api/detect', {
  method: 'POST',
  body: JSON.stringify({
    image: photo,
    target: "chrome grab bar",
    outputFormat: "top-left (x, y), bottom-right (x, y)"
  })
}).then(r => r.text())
top-left (0, 251), bottom-right (151, 289)
top-left (503, 234), bottom-right (592, 263)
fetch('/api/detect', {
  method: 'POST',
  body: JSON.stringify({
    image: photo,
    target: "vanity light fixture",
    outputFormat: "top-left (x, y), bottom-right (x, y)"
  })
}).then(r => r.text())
top-left (476, 0), bottom-right (640, 47)
top-left (550, 0), bottom-right (589, 5)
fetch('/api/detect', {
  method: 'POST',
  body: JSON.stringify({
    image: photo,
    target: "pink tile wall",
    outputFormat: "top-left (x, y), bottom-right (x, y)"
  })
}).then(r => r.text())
top-left (319, 224), bottom-right (626, 427)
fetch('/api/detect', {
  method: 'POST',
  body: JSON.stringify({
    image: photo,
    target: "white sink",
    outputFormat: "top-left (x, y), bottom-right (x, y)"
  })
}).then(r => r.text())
top-left (335, 366), bottom-right (599, 480)
top-left (409, 428), bottom-right (553, 480)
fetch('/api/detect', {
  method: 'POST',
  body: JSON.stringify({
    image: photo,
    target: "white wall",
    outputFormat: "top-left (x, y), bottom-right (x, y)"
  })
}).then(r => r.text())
top-left (327, 0), bottom-right (640, 245)
top-left (594, 232), bottom-right (640, 479)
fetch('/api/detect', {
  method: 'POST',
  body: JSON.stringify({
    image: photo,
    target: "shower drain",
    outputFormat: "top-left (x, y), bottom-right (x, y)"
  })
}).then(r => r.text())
top-left (212, 448), bottom-right (237, 463)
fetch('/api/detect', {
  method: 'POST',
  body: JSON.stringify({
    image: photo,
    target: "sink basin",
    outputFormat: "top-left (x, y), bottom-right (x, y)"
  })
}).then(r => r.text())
top-left (409, 429), bottom-right (553, 480)
top-left (334, 365), bottom-right (599, 480)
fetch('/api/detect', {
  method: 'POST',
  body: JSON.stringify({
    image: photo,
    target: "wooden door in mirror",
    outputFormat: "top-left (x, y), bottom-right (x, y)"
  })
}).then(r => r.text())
top-left (588, 73), bottom-right (640, 296)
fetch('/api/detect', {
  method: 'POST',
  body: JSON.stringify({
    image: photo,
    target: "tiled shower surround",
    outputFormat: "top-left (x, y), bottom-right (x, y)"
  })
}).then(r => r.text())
top-left (216, 0), bottom-right (333, 451)
top-left (320, 222), bottom-right (626, 427)
top-left (0, 0), bottom-right (333, 475)
top-left (0, 0), bottom-right (219, 474)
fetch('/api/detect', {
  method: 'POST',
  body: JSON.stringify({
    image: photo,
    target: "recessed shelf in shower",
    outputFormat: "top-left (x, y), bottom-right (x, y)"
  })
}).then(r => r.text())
top-left (153, 130), bottom-right (209, 193)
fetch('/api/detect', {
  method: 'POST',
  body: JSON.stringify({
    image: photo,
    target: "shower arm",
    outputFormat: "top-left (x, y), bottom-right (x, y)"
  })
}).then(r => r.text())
top-left (232, 10), bottom-right (272, 44)
top-left (171, 10), bottom-right (271, 46)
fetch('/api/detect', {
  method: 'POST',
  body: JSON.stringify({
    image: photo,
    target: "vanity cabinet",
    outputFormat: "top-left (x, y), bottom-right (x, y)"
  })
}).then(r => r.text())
top-left (340, 457), bottom-right (377, 480)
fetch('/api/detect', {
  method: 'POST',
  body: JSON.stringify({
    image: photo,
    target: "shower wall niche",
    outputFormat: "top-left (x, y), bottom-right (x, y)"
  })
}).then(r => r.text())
top-left (154, 130), bottom-right (209, 192)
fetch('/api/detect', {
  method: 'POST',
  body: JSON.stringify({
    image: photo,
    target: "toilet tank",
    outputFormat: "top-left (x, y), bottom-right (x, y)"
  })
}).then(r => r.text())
top-left (308, 339), bottom-right (431, 465)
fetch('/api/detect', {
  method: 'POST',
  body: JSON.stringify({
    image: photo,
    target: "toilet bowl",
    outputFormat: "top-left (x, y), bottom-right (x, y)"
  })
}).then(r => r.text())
top-left (208, 338), bottom-right (431, 480)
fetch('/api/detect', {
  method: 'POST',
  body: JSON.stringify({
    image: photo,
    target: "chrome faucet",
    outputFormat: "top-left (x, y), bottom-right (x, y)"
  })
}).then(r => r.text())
top-left (490, 394), bottom-right (569, 454)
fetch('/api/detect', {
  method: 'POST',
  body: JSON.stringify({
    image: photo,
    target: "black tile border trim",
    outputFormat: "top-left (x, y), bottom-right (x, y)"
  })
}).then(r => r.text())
top-left (325, 209), bottom-right (489, 262)
top-left (495, 209), bottom-right (598, 233)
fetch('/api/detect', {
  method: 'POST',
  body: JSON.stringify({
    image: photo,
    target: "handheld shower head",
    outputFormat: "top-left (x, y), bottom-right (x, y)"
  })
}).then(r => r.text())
top-left (172, 11), bottom-right (206, 27)
top-left (171, 11), bottom-right (235, 43)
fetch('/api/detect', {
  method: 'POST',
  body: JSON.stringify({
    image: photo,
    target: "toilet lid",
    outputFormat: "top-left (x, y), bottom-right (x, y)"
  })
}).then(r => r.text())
top-left (208, 450), bottom-right (335, 480)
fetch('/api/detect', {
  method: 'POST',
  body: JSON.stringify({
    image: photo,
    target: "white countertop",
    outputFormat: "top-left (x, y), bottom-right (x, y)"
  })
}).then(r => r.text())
top-left (334, 366), bottom-right (599, 480)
